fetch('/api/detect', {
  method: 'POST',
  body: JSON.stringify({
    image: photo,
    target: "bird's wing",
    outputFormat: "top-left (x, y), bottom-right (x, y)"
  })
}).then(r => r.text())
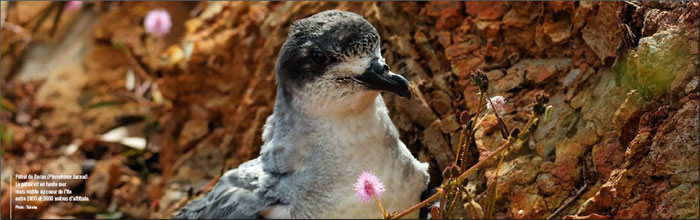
top-left (175, 158), bottom-right (279, 219)
top-left (262, 113), bottom-right (275, 143)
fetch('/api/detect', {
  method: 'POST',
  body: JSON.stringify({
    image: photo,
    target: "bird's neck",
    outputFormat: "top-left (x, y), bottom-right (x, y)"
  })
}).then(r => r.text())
top-left (280, 90), bottom-right (383, 121)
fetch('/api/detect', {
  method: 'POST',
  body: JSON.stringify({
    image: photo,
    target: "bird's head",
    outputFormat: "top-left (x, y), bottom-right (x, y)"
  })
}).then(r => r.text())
top-left (275, 10), bottom-right (411, 118)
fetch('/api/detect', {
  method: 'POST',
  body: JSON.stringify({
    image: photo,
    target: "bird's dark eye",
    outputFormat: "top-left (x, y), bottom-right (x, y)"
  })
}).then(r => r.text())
top-left (311, 51), bottom-right (328, 64)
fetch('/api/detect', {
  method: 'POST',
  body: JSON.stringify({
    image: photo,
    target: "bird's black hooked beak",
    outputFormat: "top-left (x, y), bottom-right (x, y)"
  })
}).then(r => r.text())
top-left (353, 58), bottom-right (412, 98)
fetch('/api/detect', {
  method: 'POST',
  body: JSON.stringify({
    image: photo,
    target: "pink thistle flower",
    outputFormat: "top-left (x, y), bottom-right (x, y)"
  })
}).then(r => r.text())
top-left (487, 95), bottom-right (506, 114)
top-left (354, 171), bottom-right (386, 203)
top-left (64, 1), bottom-right (83, 11)
top-left (144, 9), bottom-right (172, 37)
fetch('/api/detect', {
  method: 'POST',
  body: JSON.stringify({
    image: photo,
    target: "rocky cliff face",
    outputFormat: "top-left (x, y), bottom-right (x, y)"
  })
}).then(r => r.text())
top-left (148, 1), bottom-right (698, 218)
top-left (2, 1), bottom-right (695, 219)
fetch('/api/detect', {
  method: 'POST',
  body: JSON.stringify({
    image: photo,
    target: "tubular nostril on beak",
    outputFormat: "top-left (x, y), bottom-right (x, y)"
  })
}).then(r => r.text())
top-left (382, 64), bottom-right (390, 73)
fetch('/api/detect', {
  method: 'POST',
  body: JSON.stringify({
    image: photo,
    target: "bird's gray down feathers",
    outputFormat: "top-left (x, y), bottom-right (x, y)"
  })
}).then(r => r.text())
top-left (174, 158), bottom-right (274, 219)
top-left (175, 113), bottom-right (281, 219)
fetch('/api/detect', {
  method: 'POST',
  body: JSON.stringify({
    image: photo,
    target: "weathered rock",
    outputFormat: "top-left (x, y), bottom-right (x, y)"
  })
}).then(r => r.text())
top-left (581, 70), bottom-right (627, 136)
top-left (509, 184), bottom-right (546, 218)
top-left (485, 69), bottom-right (505, 81)
top-left (533, 93), bottom-right (572, 158)
top-left (475, 114), bottom-right (506, 166)
top-left (654, 183), bottom-right (700, 219)
top-left (426, 1), bottom-right (463, 18)
top-left (475, 20), bottom-right (502, 43)
top-left (3, 2), bottom-right (699, 219)
top-left (592, 134), bottom-right (626, 180)
top-left (623, 131), bottom-right (651, 168)
top-left (423, 120), bottom-right (455, 169)
top-left (565, 213), bottom-right (611, 219)
top-left (684, 76), bottom-right (699, 95)
top-left (640, 2), bottom-right (699, 38)
top-left (616, 200), bottom-right (650, 219)
top-left (413, 30), bottom-right (443, 74)
top-left (436, 31), bottom-right (452, 48)
top-left (398, 93), bottom-right (438, 128)
top-left (432, 72), bottom-right (454, 93)
top-left (461, 83), bottom-right (480, 110)
top-left (388, 34), bottom-right (417, 58)
top-left (430, 90), bottom-right (453, 116)
top-left (483, 155), bottom-right (543, 212)
top-left (86, 157), bottom-right (122, 200)
top-left (436, 13), bottom-right (464, 31)
top-left (512, 58), bottom-right (572, 85)
top-left (512, 156), bottom-right (542, 185)
top-left (170, 132), bottom-right (228, 187)
top-left (536, 173), bottom-right (560, 195)
top-left (615, 27), bottom-right (696, 99)
top-left (439, 113), bottom-right (460, 134)
top-left (539, 161), bottom-right (554, 173)
top-left (465, 1), bottom-right (505, 20)
top-left (502, 8), bottom-right (530, 28)
top-left (177, 119), bottom-right (209, 150)
top-left (572, 1), bottom-right (594, 32)
top-left (503, 23), bottom-right (537, 55)
top-left (552, 122), bottom-right (597, 189)
top-left (561, 65), bottom-right (591, 93)
top-left (542, 19), bottom-right (572, 44)
top-left (444, 37), bottom-right (480, 61)
top-left (584, 96), bottom-right (698, 219)
top-left (43, 156), bottom-right (83, 189)
top-left (452, 24), bottom-right (474, 44)
top-left (647, 99), bottom-right (699, 185)
top-left (581, 2), bottom-right (623, 64)
top-left (398, 58), bottom-right (431, 83)
top-left (450, 55), bottom-right (483, 79)
top-left (548, 1), bottom-right (575, 13)
top-left (612, 90), bottom-right (644, 136)
top-left (490, 61), bottom-right (528, 93)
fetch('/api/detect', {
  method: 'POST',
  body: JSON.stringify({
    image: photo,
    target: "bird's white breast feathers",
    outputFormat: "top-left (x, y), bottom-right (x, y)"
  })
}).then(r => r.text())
top-left (315, 96), bottom-right (429, 218)
top-left (261, 95), bottom-right (429, 219)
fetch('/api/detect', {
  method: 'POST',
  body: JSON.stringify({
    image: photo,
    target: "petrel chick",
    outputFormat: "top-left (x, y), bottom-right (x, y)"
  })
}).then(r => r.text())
top-left (176, 10), bottom-right (429, 219)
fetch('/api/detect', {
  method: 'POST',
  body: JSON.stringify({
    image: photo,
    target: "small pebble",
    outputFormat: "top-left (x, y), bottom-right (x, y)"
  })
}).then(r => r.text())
top-left (16, 112), bottom-right (31, 124)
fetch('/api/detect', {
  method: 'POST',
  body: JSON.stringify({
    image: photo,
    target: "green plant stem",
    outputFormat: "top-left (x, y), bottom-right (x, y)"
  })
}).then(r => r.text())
top-left (112, 40), bottom-right (151, 81)
top-left (31, 2), bottom-right (58, 33)
top-left (1, 97), bottom-right (17, 112)
top-left (452, 112), bottom-right (494, 219)
top-left (546, 183), bottom-right (588, 219)
top-left (445, 183), bottom-right (461, 218)
top-left (460, 93), bottom-right (484, 171)
top-left (451, 113), bottom-right (487, 172)
top-left (453, 125), bottom-right (466, 165)
top-left (485, 149), bottom-right (506, 218)
top-left (50, 2), bottom-right (66, 37)
top-left (446, 93), bottom-right (486, 218)
top-left (439, 184), bottom-right (448, 218)
top-left (460, 185), bottom-right (478, 219)
top-left (457, 140), bottom-right (509, 187)
top-left (398, 108), bottom-right (540, 220)
top-left (390, 188), bottom-right (443, 219)
top-left (374, 195), bottom-right (387, 219)
top-left (456, 114), bottom-right (539, 185)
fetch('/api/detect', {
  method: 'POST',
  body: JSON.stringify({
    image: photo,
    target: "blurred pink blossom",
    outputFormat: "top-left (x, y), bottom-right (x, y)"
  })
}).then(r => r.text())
top-left (487, 95), bottom-right (506, 114)
top-left (354, 171), bottom-right (385, 203)
top-left (144, 9), bottom-right (172, 37)
top-left (64, 1), bottom-right (83, 11)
